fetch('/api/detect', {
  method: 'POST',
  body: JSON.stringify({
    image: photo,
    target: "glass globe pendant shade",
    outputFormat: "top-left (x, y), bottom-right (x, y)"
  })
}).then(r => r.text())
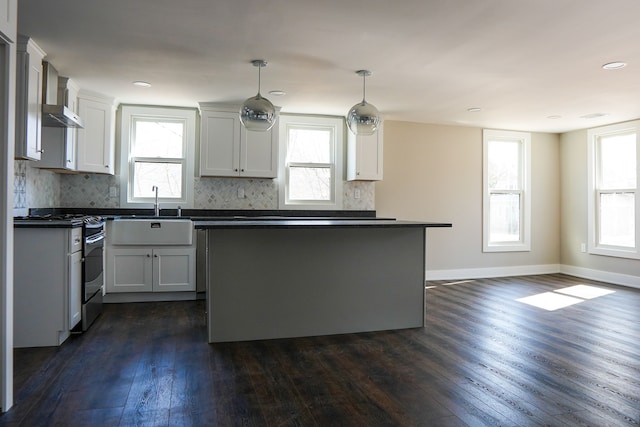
top-left (240, 60), bottom-right (276, 132)
top-left (346, 69), bottom-right (381, 136)
top-left (240, 94), bottom-right (276, 131)
top-left (347, 100), bottom-right (380, 136)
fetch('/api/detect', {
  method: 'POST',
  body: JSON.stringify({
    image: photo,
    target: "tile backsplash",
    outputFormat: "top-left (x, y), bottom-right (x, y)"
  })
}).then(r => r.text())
top-left (14, 160), bottom-right (61, 211)
top-left (15, 160), bottom-right (375, 211)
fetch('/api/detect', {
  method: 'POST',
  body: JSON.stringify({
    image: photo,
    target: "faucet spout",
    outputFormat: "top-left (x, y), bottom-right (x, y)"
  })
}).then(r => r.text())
top-left (152, 186), bottom-right (160, 216)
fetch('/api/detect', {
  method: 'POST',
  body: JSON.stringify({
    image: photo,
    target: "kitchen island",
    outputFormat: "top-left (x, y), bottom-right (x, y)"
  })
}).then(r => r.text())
top-left (194, 218), bottom-right (451, 343)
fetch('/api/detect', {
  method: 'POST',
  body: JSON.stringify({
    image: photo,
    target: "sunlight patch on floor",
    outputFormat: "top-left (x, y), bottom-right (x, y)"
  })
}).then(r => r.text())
top-left (554, 284), bottom-right (616, 299)
top-left (517, 284), bottom-right (615, 311)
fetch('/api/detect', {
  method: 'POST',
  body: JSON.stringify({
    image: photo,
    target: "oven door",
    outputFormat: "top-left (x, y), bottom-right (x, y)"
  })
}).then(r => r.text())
top-left (84, 231), bottom-right (104, 302)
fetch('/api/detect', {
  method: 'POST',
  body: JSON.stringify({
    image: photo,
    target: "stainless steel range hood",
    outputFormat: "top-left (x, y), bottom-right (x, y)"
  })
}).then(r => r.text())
top-left (42, 62), bottom-right (84, 128)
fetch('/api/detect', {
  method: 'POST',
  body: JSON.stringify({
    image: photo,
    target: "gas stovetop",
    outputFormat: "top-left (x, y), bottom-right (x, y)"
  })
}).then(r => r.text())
top-left (14, 214), bottom-right (104, 227)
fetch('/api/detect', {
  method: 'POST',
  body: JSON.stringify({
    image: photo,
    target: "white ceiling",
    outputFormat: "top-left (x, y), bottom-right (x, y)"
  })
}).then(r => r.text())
top-left (16, 0), bottom-right (640, 133)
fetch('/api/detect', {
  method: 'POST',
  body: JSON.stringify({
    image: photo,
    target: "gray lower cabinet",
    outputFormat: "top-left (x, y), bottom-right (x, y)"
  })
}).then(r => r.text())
top-left (106, 246), bottom-right (196, 293)
top-left (14, 226), bottom-right (82, 347)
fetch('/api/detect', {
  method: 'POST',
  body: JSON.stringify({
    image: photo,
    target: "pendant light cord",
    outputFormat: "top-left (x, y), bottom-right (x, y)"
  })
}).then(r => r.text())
top-left (257, 65), bottom-right (262, 96)
top-left (362, 73), bottom-right (367, 103)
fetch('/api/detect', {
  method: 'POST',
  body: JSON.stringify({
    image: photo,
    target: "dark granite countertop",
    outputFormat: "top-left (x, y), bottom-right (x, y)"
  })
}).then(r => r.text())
top-left (193, 218), bottom-right (452, 229)
top-left (14, 218), bottom-right (84, 228)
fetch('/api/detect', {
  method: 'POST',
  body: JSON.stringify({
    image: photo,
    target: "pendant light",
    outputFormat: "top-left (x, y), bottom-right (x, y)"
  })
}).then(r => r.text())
top-left (346, 70), bottom-right (381, 136)
top-left (239, 60), bottom-right (276, 132)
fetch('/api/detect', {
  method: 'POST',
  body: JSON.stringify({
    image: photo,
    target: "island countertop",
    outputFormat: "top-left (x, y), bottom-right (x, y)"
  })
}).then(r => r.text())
top-left (193, 218), bottom-right (452, 229)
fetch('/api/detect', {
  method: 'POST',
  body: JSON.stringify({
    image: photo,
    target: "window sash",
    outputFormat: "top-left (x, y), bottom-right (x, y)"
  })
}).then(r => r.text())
top-left (131, 117), bottom-right (187, 159)
top-left (595, 189), bottom-right (636, 249)
top-left (286, 163), bottom-right (334, 203)
top-left (129, 157), bottom-right (186, 201)
top-left (488, 190), bottom-right (523, 244)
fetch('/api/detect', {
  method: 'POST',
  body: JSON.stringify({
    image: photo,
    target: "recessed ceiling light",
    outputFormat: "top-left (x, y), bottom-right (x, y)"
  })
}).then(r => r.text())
top-left (467, 107), bottom-right (481, 112)
top-left (580, 113), bottom-right (608, 119)
top-left (602, 62), bottom-right (627, 70)
top-left (547, 115), bottom-right (562, 119)
top-left (133, 81), bottom-right (152, 87)
top-left (268, 90), bottom-right (286, 96)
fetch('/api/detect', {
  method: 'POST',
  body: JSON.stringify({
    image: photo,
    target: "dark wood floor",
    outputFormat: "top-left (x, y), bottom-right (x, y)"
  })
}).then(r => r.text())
top-left (2, 273), bottom-right (639, 426)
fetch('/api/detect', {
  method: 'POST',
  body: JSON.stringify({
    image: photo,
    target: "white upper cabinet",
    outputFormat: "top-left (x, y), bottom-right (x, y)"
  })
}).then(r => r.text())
top-left (37, 77), bottom-right (80, 170)
top-left (15, 35), bottom-right (45, 160)
top-left (346, 122), bottom-right (384, 181)
top-left (199, 104), bottom-right (278, 178)
top-left (76, 91), bottom-right (115, 174)
top-left (0, 0), bottom-right (17, 41)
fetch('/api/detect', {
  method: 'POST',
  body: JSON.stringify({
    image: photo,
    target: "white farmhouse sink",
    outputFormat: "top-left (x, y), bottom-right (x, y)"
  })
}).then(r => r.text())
top-left (110, 219), bottom-right (193, 245)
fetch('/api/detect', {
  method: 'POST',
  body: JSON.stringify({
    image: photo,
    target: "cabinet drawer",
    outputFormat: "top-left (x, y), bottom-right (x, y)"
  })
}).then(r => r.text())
top-left (70, 227), bottom-right (83, 253)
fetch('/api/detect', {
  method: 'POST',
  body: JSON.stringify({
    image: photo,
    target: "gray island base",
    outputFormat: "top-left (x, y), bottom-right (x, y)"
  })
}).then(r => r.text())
top-left (196, 219), bottom-right (450, 343)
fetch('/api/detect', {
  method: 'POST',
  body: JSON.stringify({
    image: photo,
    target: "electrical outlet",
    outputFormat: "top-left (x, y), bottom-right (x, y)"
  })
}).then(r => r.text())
top-left (580, 243), bottom-right (587, 253)
top-left (237, 187), bottom-right (245, 199)
top-left (354, 189), bottom-right (361, 199)
top-left (109, 186), bottom-right (117, 198)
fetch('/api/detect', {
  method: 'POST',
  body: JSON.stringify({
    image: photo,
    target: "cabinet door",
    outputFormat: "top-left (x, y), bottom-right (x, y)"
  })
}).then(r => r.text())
top-left (63, 80), bottom-right (79, 168)
top-left (240, 123), bottom-right (278, 178)
top-left (69, 251), bottom-right (82, 329)
top-left (106, 248), bottom-right (153, 293)
top-left (200, 111), bottom-right (241, 177)
top-left (76, 95), bottom-right (115, 174)
top-left (15, 38), bottom-right (44, 160)
top-left (0, 0), bottom-right (17, 39)
top-left (347, 123), bottom-right (383, 181)
top-left (153, 247), bottom-right (196, 292)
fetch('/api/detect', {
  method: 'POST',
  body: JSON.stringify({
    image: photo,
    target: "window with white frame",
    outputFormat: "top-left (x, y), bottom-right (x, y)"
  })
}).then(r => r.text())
top-left (587, 121), bottom-right (639, 259)
top-left (483, 129), bottom-right (531, 252)
top-left (278, 115), bottom-right (343, 209)
top-left (119, 106), bottom-right (196, 208)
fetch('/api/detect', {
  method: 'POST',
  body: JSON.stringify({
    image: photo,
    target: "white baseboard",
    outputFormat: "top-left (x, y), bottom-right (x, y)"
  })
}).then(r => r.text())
top-left (559, 265), bottom-right (640, 290)
top-left (426, 264), bottom-right (560, 281)
top-left (425, 263), bottom-right (640, 290)
top-left (103, 291), bottom-right (201, 303)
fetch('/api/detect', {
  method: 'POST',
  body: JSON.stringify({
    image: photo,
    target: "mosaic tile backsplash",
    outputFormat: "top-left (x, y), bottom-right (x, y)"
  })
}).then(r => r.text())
top-left (14, 160), bottom-right (61, 210)
top-left (15, 160), bottom-right (375, 211)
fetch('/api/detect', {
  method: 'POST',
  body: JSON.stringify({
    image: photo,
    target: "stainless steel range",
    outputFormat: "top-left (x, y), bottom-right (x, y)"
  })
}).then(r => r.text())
top-left (80, 216), bottom-right (105, 330)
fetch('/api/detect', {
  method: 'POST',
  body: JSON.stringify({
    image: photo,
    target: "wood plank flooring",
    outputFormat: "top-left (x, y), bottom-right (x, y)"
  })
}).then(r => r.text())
top-left (2, 273), bottom-right (640, 426)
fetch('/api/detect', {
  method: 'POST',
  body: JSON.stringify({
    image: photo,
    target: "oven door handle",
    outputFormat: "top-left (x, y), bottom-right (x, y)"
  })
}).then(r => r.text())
top-left (86, 232), bottom-right (105, 245)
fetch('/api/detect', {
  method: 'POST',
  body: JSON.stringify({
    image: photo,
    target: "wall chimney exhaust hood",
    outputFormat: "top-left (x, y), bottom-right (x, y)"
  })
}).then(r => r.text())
top-left (42, 62), bottom-right (84, 128)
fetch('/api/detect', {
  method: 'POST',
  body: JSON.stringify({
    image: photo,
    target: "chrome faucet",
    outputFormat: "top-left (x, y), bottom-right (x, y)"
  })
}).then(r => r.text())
top-left (152, 186), bottom-right (160, 216)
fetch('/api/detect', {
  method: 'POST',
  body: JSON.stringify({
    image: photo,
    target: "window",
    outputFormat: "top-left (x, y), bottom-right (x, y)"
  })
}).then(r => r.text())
top-left (587, 121), bottom-right (639, 259)
top-left (119, 106), bottom-right (196, 208)
top-left (278, 115), bottom-right (344, 209)
top-left (483, 129), bottom-right (531, 252)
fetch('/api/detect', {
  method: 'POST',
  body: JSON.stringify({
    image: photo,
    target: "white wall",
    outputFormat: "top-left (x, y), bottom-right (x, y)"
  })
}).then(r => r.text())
top-left (376, 120), bottom-right (561, 279)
